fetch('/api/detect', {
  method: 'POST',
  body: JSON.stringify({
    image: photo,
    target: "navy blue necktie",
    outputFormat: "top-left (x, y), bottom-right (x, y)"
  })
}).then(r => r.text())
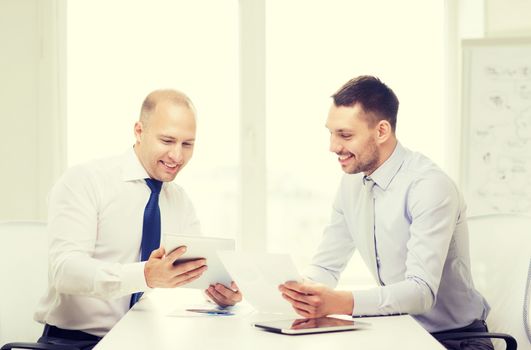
top-left (130, 178), bottom-right (163, 308)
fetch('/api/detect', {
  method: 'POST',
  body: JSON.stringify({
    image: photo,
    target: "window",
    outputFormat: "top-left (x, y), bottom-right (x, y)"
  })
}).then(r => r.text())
top-left (67, 0), bottom-right (239, 239)
top-left (67, 0), bottom-right (447, 286)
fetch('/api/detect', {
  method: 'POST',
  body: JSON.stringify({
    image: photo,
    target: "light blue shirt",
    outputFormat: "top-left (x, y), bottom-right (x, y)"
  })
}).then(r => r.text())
top-left (305, 142), bottom-right (490, 332)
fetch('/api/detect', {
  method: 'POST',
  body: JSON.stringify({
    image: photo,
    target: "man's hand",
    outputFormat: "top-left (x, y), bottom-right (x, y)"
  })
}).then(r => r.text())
top-left (278, 281), bottom-right (353, 318)
top-left (144, 246), bottom-right (207, 288)
top-left (205, 282), bottom-right (242, 307)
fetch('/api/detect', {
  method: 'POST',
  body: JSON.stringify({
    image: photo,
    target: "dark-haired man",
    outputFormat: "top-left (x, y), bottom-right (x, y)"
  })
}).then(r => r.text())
top-left (279, 76), bottom-right (492, 350)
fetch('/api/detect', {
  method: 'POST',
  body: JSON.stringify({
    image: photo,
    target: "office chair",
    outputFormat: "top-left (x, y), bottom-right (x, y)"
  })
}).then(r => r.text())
top-left (433, 214), bottom-right (531, 350)
top-left (0, 221), bottom-right (79, 350)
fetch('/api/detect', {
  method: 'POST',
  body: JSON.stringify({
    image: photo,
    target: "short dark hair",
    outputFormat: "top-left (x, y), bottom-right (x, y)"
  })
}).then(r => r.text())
top-left (332, 75), bottom-right (399, 132)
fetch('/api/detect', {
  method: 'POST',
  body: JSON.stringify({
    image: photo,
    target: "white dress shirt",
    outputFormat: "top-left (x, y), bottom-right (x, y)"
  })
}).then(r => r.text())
top-left (305, 142), bottom-right (490, 333)
top-left (34, 148), bottom-right (201, 336)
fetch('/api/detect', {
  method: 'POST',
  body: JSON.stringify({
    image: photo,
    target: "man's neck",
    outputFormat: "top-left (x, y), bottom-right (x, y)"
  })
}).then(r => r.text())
top-left (365, 138), bottom-right (398, 176)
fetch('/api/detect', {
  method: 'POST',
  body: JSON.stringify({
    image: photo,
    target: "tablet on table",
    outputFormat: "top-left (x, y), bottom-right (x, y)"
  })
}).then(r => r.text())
top-left (254, 316), bottom-right (370, 335)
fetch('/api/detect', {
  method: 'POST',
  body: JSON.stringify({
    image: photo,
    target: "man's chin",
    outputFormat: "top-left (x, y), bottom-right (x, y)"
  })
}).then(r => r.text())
top-left (161, 173), bottom-right (178, 182)
top-left (151, 171), bottom-right (178, 182)
top-left (341, 164), bottom-right (360, 174)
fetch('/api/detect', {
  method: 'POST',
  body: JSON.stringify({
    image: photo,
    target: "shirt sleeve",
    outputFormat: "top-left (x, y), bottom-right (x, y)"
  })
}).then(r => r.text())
top-left (47, 165), bottom-right (149, 300)
top-left (304, 179), bottom-right (356, 288)
top-left (352, 172), bottom-right (460, 316)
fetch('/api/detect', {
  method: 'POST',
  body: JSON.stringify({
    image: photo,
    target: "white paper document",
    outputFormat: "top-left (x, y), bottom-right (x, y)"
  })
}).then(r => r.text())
top-left (218, 251), bottom-right (302, 316)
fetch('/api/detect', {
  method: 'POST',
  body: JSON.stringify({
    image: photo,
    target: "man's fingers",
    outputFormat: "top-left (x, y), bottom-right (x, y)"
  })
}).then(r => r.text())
top-left (281, 292), bottom-right (314, 312)
top-left (213, 283), bottom-right (240, 299)
top-left (204, 289), bottom-right (218, 303)
top-left (173, 258), bottom-right (207, 273)
top-left (279, 288), bottom-right (318, 318)
top-left (206, 286), bottom-right (228, 304)
top-left (165, 246), bottom-right (187, 261)
top-left (280, 286), bottom-right (314, 305)
top-left (294, 307), bottom-right (313, 318)
top-left (171, 265), bottom-right (207, 285)
top-left (206, 283), bottom-right (242, 307)
top-left (283, 281), bottom-right (313, 294)
top-left (149, 246), bottom-right (166, 259)
top-left (173, 272), bottom-right (202, 288)
top-left (205, 289), bottom-right (231, 308)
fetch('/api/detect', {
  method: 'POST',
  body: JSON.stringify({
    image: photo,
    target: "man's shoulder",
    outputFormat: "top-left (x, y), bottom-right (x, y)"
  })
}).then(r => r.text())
top-left (59, 153), bottom-right (126, 185)
top-left (401, 150), bottom-right (451, 183)
top-left (399, 150), bottom-right (462, 203)
top-left (87, 153), bottom-right (125, 171)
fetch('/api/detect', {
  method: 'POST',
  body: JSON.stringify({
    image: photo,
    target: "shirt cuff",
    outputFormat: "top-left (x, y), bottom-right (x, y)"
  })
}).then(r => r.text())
top-left (352, 288), bottom-right (381, 316)
top-left (120, 261), bottom-right (149, 294)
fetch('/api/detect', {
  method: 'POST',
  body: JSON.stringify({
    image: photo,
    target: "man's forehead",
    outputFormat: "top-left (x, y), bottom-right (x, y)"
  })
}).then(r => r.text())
top-left (326, 104), bottom-right (368, 129)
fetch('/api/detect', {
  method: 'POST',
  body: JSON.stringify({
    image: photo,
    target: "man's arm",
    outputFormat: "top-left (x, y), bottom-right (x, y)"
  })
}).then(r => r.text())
top-left (353, 173), bottom-right (459, 316)
top-left (48, 166), bottom-right (207, 299)
top-left (281, 173), bottom-right (460, 317)
top-left (279, 281), bottom-right (353, 318)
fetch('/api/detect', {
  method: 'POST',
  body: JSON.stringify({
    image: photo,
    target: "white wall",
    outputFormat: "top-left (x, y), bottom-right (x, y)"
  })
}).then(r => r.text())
top-left (486, 0), bottom-right (531, 36)
top-left (0, 0), bottom-right (65, 221)
top-left (0, 0), bottom-right (39, 220)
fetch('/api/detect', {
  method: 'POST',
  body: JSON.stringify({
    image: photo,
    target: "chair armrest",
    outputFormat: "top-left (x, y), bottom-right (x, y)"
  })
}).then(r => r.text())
top-left (433, 331), bottom-right (517, 350)
top-left (0, 342), bottom-right (80, 350)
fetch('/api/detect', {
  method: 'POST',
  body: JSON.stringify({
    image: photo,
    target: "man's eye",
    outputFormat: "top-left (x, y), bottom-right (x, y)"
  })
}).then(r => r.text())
top-left (340, 134), bottom-right (352, 139)
top-left (161, 139), bottom-right (172, 144)
top-left (183, 143), bottom-right (194, 148)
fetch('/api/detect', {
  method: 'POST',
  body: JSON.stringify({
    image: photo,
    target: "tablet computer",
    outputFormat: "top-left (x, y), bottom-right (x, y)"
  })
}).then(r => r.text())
top-left (253, 317), bottom-right (370, 335)
top-left (162, 234), bottom-right (235, 289)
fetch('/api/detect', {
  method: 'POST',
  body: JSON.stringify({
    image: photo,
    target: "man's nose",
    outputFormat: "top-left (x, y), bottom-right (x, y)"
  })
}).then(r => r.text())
top-left (329, 136), bottom-right (342, 154)
top-left (168, 144), bottom-right (184, 164)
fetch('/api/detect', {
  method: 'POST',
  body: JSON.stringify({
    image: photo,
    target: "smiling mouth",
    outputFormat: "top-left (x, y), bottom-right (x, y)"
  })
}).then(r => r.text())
top-left (337, 153), bottom-right (354, 164)
top-left (160, 160), bottom-right (181, 171)
top-left (338, 154), bottom-right (353, 161)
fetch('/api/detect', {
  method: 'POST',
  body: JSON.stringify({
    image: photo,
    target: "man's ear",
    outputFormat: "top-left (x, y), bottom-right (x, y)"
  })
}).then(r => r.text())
top-left (134, 121), bottom-right (144, 143)
top-left (375, 120), bottom-right (392, 144)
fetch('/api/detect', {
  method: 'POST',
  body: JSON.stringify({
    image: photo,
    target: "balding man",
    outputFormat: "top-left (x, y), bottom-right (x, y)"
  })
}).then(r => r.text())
top-left (34, 90), bottom-right (241, 349)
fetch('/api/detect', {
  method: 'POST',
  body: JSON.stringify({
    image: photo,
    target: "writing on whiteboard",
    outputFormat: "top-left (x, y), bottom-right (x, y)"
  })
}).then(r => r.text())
top-left (464, 43), bottom-right (531, 215)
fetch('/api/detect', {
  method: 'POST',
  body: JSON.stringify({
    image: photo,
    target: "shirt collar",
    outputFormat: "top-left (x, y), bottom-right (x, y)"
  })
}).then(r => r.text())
top-left (122, 146), bottom-right (151, 182)
top-left (368, 141), bottom-right (406, 191)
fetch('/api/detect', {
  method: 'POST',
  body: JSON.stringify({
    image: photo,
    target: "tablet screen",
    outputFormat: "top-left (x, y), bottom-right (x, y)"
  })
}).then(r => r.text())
top-left (254, 317), bottom-right (370, 335)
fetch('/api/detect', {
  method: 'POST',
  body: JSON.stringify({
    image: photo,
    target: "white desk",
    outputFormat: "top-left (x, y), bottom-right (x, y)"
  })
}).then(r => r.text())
top-left (94, 289), bottom-right (445, 350)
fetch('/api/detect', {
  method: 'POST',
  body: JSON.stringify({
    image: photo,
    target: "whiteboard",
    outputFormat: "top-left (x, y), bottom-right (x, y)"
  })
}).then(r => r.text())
top-left (462, 38), bottom-right (531, 216)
